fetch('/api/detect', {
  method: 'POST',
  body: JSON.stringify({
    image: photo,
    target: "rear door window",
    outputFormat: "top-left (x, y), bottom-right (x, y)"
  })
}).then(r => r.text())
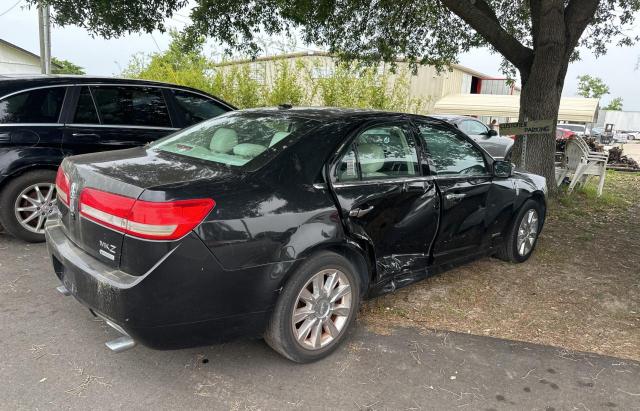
top-left (0, 87), bottom-right (67, 123)
top-left (352, 125), bottom-right (419, 180)
top-left (91, 86), bottom-right (172, 127)
top-left (73, 86), bottom-right (100, 124)
top-left (171, 90), bottom-right (229, 126)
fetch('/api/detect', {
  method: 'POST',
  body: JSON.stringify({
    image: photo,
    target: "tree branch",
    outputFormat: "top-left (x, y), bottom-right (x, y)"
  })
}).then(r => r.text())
top-left (441, 0), bottom-right (533, 71)
top-left (564, 0), bottom-right (600, 50)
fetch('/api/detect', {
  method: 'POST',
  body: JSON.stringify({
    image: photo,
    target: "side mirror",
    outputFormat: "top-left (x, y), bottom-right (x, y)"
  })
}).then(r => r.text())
top-left (493, 160), bottom-right (513, 178)
top-left (486, 129), bottom-right (498, 137)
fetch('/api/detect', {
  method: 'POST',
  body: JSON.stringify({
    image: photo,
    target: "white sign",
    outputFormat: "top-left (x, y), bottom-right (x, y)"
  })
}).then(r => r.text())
top-left (500, 120), bottom-right (555, 135)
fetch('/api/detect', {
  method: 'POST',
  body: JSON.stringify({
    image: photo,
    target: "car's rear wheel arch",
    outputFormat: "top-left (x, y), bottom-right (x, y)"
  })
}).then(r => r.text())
top-left (282, 242), bottom-right (372, 297)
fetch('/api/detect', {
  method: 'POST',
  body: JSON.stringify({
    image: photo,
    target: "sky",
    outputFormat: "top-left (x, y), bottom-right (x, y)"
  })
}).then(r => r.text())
top-left (1, 1), bottom-right (639, 110)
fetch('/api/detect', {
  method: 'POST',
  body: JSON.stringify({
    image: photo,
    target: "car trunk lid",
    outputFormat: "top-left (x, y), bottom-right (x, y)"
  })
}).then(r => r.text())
top-left (57, 147), bottom-right (235, 268)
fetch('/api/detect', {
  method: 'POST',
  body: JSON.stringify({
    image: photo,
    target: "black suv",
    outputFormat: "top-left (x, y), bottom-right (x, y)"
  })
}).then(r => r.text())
top-left (0, 75), bottom-right (234, 242)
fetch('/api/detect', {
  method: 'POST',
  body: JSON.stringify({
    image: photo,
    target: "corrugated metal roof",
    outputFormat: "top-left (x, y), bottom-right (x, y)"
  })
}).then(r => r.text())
top-left (432, 94), bottom-right (600, 123)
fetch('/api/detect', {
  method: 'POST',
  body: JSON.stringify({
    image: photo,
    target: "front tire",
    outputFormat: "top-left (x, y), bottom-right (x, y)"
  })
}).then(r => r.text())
top-left (264, 251), bottom-right (361, 363)
top-left (0, 170), bottom-right (57, 243)
top-left (495, 199), bottom-right (543, 263)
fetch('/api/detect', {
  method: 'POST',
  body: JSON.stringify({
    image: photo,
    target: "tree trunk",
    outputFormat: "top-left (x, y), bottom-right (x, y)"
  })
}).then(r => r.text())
top-left (510, 2), bottom-right (570, 197)
top-left (510, 71), bottom-right (563, 197)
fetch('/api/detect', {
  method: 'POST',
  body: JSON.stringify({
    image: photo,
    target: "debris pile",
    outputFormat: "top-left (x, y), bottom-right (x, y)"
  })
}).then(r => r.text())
top-left (607, 146), bottom-right (640, 170)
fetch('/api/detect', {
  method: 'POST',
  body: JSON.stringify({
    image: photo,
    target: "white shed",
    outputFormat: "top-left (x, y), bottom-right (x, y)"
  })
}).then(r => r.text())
top-left (0, 38), bottom-right (59, 74)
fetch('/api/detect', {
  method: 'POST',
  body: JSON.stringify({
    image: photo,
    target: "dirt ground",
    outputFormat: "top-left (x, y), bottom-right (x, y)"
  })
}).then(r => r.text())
top-left (361, 170), bottom-right (640, 361)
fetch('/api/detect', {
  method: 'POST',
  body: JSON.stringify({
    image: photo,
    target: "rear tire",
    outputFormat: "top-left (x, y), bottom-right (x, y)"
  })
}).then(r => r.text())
top-left (264, 251), bottom-right (361, 363)
top-left (0, 170), bottom-right (57, 243)
top-left (495, 199), bottom-right (543, 263)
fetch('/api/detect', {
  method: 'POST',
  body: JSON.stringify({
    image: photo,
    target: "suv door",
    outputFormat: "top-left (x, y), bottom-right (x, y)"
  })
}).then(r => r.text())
top-left (329, 121), bottom-right (440, 290)
top-left (0, 86), bottom-right (68, 156)
top-left (63, 85), bottom-right (179, 156)
top-left (416, 120), bottom-right (493, 264)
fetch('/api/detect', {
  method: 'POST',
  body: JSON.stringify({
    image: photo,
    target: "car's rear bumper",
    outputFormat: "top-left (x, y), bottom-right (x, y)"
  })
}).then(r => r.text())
top-left (45, 216), bottom-right (286, 349)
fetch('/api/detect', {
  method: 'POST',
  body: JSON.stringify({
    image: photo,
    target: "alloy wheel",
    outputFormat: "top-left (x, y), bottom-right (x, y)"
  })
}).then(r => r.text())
top-left (517, 209), bottom-right (539, 256)
top-left (291, 269), bottom-right (353, 350)
top-left (14, 183), bottom-right (57, 234)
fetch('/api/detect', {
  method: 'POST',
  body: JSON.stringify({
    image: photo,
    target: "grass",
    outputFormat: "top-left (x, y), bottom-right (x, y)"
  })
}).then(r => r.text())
top-left (360, 171), bottom-right (640, 361)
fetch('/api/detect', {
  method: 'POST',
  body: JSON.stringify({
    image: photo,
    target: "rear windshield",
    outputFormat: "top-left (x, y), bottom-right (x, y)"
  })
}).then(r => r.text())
top-left (150, 112), bottom-right (319, 167)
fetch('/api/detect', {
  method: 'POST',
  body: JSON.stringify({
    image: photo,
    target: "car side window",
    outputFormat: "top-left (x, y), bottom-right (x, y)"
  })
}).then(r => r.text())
top-left (73, 86), bottom-right (100, 124)
top-left (0, 87), bottom-right (67, 124)
top-left (460, 120), bottom-right (488, 135)
top-left (336, 124), bottom-right (419, 182)
top-left (418, 123), bottom-right (487, 176)
top-left (90, 86), bottom-right (172, 127)
top-left (171, 90), bottom-right (228, 126)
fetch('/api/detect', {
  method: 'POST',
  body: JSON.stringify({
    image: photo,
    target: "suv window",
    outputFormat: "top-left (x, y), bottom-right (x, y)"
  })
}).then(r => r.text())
top-left (337, 124), bottom-right (419, 181)
top-left (419, 123), bottom-right (487, 176)
top-left (73, 86), bottom-right (100, 124)
top-left (0, 87), bottom-right (67, 124)
top-left (171, 90), bottom-right (228, 126)
top-left (459, 120), bottom-right (488, 135)
top-left (91, 86), bottom-right (171, 127)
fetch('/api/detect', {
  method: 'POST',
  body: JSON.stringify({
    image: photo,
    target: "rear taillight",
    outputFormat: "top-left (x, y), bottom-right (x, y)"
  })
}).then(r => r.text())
top-left (55, 166), bottom-right (70, 205)
top-left (79, 188), bottom-right (215, 240)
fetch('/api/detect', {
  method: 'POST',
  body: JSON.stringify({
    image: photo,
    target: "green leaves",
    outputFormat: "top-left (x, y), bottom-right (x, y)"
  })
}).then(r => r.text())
top-left (603, 97), bottom-right (623, 111)
top-left (122, 35), bottom-right (426, 112)
top-left (576, 74), bottom-right (610, 99)
top-left (51, 57), bottom-right (85, 74)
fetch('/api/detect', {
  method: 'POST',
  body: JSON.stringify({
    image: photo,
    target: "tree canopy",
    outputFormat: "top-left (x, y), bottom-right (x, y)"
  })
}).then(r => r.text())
top-left (576, 74), bottom-right (609, 99)
top-left (28, 0), bottom-right (640, 193)
top-left (51, 57), bottom-right (85, 74)
top-left (603, 97), bottom-right (624, 111)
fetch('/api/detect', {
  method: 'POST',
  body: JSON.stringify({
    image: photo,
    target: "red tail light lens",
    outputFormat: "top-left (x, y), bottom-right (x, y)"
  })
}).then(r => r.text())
top-left (79, 188), bottom-right (215, 240)
top-left (55, 166), bottom-right (70, 205)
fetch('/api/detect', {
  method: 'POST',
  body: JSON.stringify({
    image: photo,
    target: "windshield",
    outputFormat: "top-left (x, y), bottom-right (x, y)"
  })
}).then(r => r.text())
top-left (150, 112), bottom-right (319, 167)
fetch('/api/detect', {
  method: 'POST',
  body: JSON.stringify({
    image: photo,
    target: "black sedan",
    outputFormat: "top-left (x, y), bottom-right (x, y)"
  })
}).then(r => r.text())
top-left (45, 108), bottom-right (547, 363)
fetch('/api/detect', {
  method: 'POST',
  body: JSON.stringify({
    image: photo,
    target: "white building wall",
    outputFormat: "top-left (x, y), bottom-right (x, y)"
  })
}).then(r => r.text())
top-left (0, 43), bottom-right (41, 74)
top-left (596, 110), bottom-right (640, 131)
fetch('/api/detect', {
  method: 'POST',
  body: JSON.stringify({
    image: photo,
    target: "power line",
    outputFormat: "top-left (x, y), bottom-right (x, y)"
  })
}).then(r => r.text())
top-left (0, 0), bottom-right (22, 17)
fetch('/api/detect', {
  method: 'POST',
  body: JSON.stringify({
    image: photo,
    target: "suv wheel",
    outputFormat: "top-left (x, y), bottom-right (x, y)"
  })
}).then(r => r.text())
top-left (264, 251), bottom-right (361, 363)
top-left (0, 170), bottom-right (57, 243)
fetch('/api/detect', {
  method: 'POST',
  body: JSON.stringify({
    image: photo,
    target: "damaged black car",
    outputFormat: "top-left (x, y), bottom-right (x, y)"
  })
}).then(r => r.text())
top-left (46, 108), bottom-right (546, 363)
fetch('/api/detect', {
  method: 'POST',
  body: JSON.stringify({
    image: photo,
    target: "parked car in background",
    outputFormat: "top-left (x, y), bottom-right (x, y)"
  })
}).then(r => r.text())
top-left (558, 123), bottom-right (586, 137)
top-left (0, 75), bottom-right (234, 242)
top-left (47, 108), bottom-right (547, 362)
top-left (556, 127), bottom-right (576, 140)
top-left (429, 114), bottom-right (514, 160)
top-left (589, 126), bottom-right (604, 139)
top-left (615, 130), bottom-right (637, 141)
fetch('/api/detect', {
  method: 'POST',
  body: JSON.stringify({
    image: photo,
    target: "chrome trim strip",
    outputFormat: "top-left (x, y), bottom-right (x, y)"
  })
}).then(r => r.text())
top-left (81, 83), bottom-right (234, 109)
top-left (332, 176), bottom-right (434, 188)
top-left (0, 84), bottom-right (70, 101)
top-left (66, 123), bottom-right (180, 131)
top-left (0, 123), bottom-right (64, 127)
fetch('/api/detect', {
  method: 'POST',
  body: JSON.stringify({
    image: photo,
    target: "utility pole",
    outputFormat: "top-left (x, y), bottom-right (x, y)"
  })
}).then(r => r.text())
top-left (38, 2), bottom-right (51, 74)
